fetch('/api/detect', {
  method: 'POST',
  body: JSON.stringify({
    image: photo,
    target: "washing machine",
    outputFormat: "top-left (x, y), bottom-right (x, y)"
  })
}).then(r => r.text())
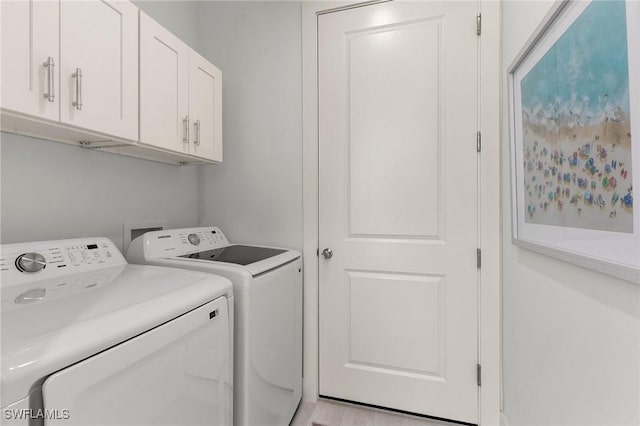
top-left (1, 237), bottom-right (234, 426)
top-left (127, 226), bottom-right (302, 426)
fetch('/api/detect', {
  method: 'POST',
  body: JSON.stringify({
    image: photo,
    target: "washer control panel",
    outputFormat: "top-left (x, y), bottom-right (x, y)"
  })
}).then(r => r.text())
top-left (0, 238), bottom-right (126, 287)
top-left (139, 227), bottom-right (230, 258)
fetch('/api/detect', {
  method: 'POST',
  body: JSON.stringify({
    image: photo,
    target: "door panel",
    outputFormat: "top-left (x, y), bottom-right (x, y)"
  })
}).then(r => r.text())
top-left (1, 0), bottom-right (59, 120)
top-left (59, 0), bottom-right (138, 141)
top-left (349, 19), bottom-right (442, 238)
top-left (189, 51), bottom-right (223, 161)
top-left (139, 11), bottom-right (189, 153)
top-left (318, 2), bottom-right (479, 423)
top-left (347, 271), bottom-right (444, 376)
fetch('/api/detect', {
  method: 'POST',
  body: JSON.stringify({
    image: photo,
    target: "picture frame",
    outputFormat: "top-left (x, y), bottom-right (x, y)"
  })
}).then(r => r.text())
top-left (508, 0), bottom-right (640, 284)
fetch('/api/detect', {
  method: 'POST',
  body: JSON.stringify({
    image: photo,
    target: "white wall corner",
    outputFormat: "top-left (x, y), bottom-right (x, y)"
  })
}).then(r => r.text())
top-left (479, 0), bottom-right (503, 425)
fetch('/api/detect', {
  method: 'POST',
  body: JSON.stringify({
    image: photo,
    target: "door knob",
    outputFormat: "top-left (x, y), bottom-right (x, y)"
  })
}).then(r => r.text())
top-left (321, 248), bottom-right (333, 259)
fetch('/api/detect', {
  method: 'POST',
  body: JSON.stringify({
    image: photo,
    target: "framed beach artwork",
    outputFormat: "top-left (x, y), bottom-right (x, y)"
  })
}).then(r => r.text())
top-left (508, 0), bottom-right (640, 284)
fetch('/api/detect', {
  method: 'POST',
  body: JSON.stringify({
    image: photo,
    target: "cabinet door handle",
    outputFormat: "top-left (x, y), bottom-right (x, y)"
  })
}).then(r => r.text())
top-left (194, 119), bottom-right (201, 145)
top-left (72, 68), bottom-right (82, 110)
top-left (43, 57), bottom-right (55, 102)
top-left (183, 116), bottom-right (190, 143)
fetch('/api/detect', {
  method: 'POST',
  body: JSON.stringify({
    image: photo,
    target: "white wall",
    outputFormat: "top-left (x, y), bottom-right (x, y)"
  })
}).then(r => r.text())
top-left (0, 1), bottom-right (201, 253)
top-left (0, 133), bottom-right (198, 252)
top-left (132, 0), bottom-right (200, 48)
top-left (501, 2), bottom-right (640, 425)
top-left (195, 2), bottom-right (303, 251)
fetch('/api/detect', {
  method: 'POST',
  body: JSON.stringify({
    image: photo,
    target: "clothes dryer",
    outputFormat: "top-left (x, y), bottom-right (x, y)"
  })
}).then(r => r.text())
top-left (1, 238), bottom-right (233, 426)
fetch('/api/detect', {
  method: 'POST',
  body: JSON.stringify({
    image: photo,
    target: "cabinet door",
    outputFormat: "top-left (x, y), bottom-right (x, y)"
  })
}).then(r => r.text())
top-left (59, 0), bottom-right (138, 141)
top-left (1, 0), bottom-right (59, 121)
top-left (139, 11), bottom-right (190, 153)
top-left (189, 51), bottom-right (222, 162)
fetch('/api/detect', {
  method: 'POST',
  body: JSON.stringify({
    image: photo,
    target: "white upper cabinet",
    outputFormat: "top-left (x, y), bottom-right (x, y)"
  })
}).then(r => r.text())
top-left (139, 11), bottom-right (190, 154)
top-left (189, 51), bottom-right (223, 162)
top-left (1, 1), bottom-right (221, 165)
top-left (60, 0), bottom-right (138, 140)
top-left (1, 0), bottom-right (60, 121)
top-left (140, 12), bottom-right (223, 163)
top-left (59, 0), bottom-right (138, 141)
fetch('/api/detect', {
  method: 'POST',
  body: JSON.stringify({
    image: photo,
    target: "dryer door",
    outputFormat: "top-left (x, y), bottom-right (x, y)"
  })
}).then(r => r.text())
top-left (42, 297), bottom-right (231, 426)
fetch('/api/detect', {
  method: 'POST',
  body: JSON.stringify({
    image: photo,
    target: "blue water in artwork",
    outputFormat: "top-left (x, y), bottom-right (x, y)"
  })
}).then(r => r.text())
top-left (520, 0), bottom-right (633, 233)
top-left (521, 0), bottom-right (629, 119)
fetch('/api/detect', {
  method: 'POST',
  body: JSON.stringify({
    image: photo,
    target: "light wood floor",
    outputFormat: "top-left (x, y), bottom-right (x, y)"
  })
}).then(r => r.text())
top-left (290, 399), bottom-right (462, 426)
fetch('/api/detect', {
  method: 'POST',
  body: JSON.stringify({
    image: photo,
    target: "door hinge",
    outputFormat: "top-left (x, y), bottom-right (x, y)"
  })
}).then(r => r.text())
top-left (317, 248), bottom-right (319, 257)
top-left (476, 13), bottom-right (482, 36)
top-left (476, 131), bottom-right (481, 152)
top-left (477, 248), bottom-right (481, 268)
top-left (477, 364), bottom-right (482, 386)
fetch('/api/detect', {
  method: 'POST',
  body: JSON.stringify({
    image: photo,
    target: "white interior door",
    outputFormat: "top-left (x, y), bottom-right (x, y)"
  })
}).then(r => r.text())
top-left (189, 50), bottom-right (223, 161)
top-left (59, 0), bottom-right (138, 141)
top-left (1, 0), bottom-right (59, 120)
top-left (318, 2), bottom-right (480, 423)
top-left (139, 11), bottom-right (190, 153)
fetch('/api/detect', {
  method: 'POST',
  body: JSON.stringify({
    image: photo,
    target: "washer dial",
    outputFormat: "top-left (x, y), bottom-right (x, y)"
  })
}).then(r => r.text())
top-left (16, 252), bottom-right (47, 273)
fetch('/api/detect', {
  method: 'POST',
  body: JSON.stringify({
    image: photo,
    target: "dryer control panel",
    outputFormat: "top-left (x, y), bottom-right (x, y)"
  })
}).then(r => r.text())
top-left (130, 227), bottom-right (231, 260)
top-left (0, 238), bottom-right (126, 288)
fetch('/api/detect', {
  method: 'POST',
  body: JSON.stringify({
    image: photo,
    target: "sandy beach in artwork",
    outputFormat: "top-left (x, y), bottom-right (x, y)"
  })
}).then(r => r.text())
top-left (522, 114), bottom-right (633, 233)
top-left (518, 0), bottom-right (634, 233)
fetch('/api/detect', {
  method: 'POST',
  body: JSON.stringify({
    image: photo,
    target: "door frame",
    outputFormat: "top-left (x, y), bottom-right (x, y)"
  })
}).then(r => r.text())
top-left (301, 2), bottom-right (502, 424)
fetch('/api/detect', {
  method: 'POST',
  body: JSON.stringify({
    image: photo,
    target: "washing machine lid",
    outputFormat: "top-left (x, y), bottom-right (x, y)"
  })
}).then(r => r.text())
top-left (128, 227), bottom-right (301, 277)
top-left (176, 245), bottom-right (299, 277)
top-left (178, 245), bottom-right (287, 265)
top-left (1, 238), bottom-right (232, 408)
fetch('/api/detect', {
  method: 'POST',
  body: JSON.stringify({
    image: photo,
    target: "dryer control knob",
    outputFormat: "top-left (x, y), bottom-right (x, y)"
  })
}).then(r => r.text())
top-left (16, 252), bottom-right (46, 273)
top-left (187, 233), bottom-right (201, 245)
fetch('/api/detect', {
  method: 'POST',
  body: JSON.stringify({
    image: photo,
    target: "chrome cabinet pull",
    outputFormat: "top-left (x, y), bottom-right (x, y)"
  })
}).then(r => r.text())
top-left (183, 116), bottom-right (190, 143)
top-left (194, 119), bottom-right (201, 145)
top-left (43, 57), bottom-right (55, 102)
top-left (72, 68), bottom-right (82, 110)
